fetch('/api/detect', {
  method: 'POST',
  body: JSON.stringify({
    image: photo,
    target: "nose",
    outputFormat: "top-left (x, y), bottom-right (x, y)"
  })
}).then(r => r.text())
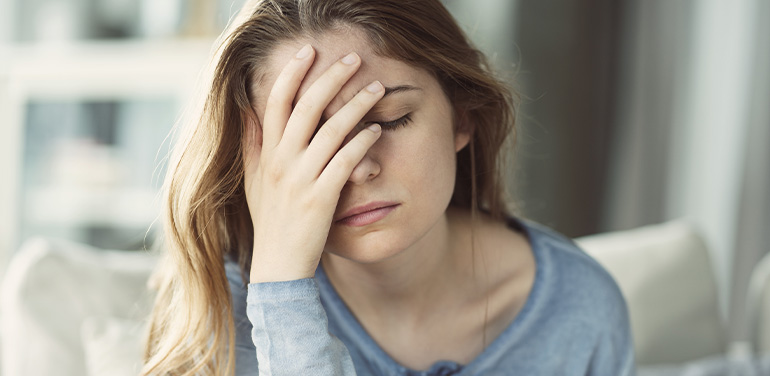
top-left (346, 151), bottom-right (380, 185)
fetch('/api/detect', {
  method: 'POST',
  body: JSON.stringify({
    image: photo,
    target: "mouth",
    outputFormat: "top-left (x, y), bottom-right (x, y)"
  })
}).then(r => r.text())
top-left (336, 202), bottom-right (400, 227)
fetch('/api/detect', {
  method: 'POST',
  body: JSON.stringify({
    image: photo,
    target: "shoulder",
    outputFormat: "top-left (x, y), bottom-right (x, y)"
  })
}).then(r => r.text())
top-left (518, 219), bottom-right (630, 329)
top-left (476, 218), bottom-right (635, 373)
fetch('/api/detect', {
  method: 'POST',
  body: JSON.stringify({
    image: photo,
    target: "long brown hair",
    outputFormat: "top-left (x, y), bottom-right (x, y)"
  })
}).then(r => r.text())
top-left (142, 0), bottom-right (516, 374)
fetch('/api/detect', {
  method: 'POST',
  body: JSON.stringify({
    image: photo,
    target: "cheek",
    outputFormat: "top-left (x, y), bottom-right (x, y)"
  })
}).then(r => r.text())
top-left (386, 124), bottom-right (458, 198)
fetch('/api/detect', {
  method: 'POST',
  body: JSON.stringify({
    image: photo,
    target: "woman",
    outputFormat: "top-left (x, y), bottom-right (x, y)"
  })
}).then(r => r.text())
top-left (142, 0), bottom-right (635, 375)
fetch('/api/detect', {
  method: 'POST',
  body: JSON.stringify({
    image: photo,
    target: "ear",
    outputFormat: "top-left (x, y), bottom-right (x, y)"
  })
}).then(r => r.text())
top-left (453, 111), bottom-right (471, 152)
top-left (454, 130), bottom-right (470, 152)
top-left (453, 106), bottom-right (472, 152)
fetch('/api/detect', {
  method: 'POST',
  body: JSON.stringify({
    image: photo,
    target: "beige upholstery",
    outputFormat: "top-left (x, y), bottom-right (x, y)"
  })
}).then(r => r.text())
top-left (577, 221), bottom-right (727, 366)
top-left (0, 238), bottom-right (157, 376)
top-left (1, 220), bottom-right (763, 374)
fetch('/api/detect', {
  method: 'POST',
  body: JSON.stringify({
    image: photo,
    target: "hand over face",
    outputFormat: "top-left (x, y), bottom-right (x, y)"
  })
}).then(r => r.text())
top-left (245, 44), bottom-right (385, 283)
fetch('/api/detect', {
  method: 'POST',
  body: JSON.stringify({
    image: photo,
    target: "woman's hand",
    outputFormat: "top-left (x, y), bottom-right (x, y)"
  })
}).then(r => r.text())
top-left (244, 45), bottom-right (385, 283)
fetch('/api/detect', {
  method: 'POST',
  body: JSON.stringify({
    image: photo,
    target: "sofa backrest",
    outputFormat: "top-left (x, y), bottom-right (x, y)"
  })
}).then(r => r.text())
top-left (576, 220), bottom-right (726, 366)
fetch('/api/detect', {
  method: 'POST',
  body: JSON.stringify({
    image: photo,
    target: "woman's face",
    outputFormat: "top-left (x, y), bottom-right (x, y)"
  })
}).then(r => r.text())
top-left (251, 28), bottom-right (469, 263)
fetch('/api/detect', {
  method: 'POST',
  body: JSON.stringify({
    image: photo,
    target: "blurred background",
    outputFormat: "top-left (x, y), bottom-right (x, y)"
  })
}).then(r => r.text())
top-left (0, 0), bottom-right (768, 373)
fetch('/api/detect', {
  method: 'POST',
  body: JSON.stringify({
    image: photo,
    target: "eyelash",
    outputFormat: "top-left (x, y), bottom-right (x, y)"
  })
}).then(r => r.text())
top-left (376, 113), bottom-right (412, 130)
top-left (311, 113), bottom-right (411, 141)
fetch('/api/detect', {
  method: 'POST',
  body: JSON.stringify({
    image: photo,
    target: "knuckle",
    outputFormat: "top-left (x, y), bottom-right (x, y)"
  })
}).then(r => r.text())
top-left (285, 170), bottom-right (307, 187)
top-left (314, 124), bottom-right (341, 143)
top-left (332, 153), bottom-right (355, 171)
top-left (262, 160), bottom-right (286, 182)
top-left (343, 96), bottom-right (369, 115)
top-left (298, 194), bottom-right (319, 211)
top-left (323, 62), bottom-right (354, 84)
top-left (330, 67), bottom-right (349, 82)
top-left (291, 99), bottom-right (314, 118)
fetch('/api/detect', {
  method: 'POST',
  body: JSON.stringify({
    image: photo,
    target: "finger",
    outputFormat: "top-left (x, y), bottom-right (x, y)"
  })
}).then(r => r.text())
top-left (316, 124), bottom-right (381, 191)
top-left (304, 81), bottom-right (384, 177)
top-left (262, 44), bottom-right (315, 150)
top-left (281, 52), bottom-right (361, 149)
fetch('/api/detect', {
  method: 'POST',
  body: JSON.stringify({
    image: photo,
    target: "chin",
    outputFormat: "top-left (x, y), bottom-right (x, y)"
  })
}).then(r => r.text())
top-left (324, 229), bottom-right (408, 264)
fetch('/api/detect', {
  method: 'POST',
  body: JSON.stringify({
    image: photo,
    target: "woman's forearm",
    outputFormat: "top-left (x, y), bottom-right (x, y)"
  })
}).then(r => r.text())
top-left (246, 278), bottom-right (356, 375)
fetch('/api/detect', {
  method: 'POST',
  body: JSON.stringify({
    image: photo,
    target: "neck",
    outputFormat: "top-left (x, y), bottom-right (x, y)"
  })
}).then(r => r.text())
top-left (321, 208), bottom-right (477, 322)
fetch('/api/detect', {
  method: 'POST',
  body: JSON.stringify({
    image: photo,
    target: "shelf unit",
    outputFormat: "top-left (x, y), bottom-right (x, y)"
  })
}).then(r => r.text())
top-left (0, 39), bottom-right (214, 274)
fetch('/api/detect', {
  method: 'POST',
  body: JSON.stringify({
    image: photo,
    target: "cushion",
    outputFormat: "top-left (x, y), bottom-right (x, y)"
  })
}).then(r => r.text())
top-left (637, 353), bottom-right (770, 376)
top-left (576, 220), bottom-right (726, 365)
top-left (81, 316), bottom-right (146, 376)
top-left (0, 238), bottom-right (157, 376)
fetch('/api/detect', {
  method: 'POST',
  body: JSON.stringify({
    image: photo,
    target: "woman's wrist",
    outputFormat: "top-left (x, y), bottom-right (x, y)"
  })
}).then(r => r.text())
top-left (250, 269), bottom-right (315, 283)
top-left (249, 253), bottom-right (318, 283)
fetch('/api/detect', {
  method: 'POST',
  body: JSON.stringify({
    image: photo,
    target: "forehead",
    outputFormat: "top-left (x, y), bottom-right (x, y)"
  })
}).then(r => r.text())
top-left (253, 28), bottom-right (434, 116)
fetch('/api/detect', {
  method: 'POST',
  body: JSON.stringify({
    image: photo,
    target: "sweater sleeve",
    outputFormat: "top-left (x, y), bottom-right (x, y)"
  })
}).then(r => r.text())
top-left (245, 278), bottom-right (357, 376)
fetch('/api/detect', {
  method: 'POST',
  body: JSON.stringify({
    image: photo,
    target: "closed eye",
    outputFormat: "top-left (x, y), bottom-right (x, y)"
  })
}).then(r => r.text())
top-left (311, 113), bottom-right (412, 142)
top-left (374, 113), bottom-right (412, 130)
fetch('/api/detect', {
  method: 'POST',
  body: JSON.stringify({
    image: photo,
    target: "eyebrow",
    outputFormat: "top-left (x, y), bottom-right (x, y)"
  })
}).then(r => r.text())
top-left (383, 85), bottom-right (421, 98)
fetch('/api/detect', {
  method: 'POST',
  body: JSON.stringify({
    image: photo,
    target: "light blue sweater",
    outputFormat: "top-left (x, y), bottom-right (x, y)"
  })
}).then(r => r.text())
top-left (226, 218), bottom-right (636, 375)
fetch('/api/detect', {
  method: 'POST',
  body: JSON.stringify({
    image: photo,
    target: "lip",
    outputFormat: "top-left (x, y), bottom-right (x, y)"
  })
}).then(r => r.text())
top-left (336, 201), bottom-right (400, 227)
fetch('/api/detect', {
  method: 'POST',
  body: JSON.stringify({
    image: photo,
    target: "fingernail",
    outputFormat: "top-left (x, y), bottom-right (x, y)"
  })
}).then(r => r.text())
top-left (367, 124), bottom-right (381, 133)
top-left (296, 44), bottom-right (312, 59)
top-left (341, 52), bottom-right (358, 65)
top-left (366, 81), bottom-right (383, 93)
